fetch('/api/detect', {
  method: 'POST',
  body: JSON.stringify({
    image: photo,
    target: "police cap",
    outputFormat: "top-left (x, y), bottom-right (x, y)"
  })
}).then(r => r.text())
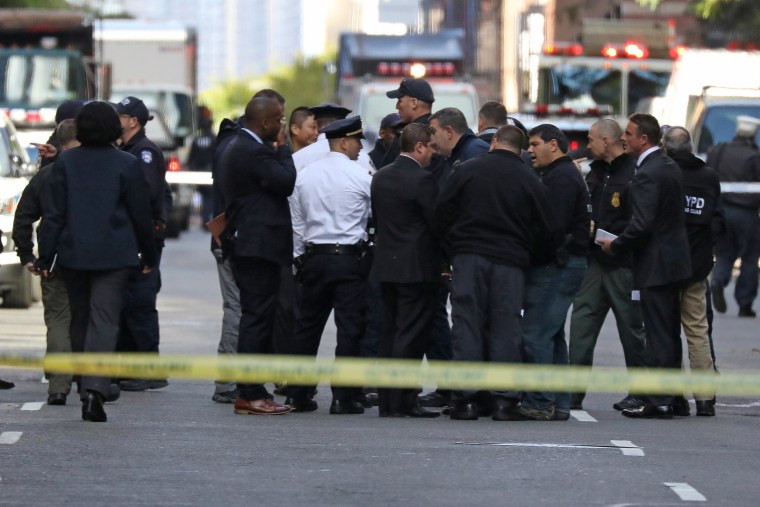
top-left (380, 112), bottom-right (403, 129)
top-left (115, 96), bottom-right (154, 125)
top-left (319, 116), bottom-right (365, 140)
top-left (308, 103), bottom-right (351, 120)
top-left (386, 77), bottom-right (435, 104)
top-left (736, 115), bottom-right (760, 137)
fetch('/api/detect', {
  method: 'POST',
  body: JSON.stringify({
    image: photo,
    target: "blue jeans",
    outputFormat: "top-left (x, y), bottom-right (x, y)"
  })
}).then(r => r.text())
top-left (712, 203), bottom-right (760, 308)
top-left (521, 255), bottom-right (587, 412)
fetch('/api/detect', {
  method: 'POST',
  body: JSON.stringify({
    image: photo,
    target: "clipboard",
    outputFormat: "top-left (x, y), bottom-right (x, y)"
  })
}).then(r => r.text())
top-left (206, 213), bottom-right (226, 247)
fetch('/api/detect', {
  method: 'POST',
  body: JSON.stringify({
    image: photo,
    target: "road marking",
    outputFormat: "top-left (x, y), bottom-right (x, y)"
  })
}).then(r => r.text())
top-left (715, 400), bottom-right (760, 408)
top-left (21, 401), bottom-right (45, 411)
top-left (664, 482), bottom-right (706, 502)
top-left (457, 440), bottom-right (642, 456)
top-left (41, 375), bottom-right (48, 384)
top-left (0, 432), bottom-right (22, 445)
top-left (610, 440), bottom-right (645, 456)
top-left (570, 410), bottom-right (597, 422)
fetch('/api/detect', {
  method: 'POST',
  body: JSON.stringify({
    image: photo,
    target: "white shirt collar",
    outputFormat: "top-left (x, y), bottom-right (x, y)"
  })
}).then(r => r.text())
top-left (637, 146), bottom-right (659, 167)
top-left (399, 153), bottom-right (421, 167)
top-left (241, 128), bottom-right (263, 144)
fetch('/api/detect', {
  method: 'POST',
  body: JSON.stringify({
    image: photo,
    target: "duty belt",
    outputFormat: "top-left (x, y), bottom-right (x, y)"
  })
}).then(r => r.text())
top-left (306, 243), bottom-right (363, 256)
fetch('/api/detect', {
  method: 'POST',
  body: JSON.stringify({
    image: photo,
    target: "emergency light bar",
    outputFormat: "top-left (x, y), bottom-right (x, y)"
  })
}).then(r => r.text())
top-left (524, 103), bottom-right (613, 117)
top-left (376, 61), bottom-right (456, 77)
top-left (601, 42), bottom-right (649, 59)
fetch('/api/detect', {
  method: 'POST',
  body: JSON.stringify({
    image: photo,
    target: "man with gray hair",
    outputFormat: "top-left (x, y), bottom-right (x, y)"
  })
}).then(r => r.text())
top-left (706, 116), bottom-right (760, 317)
top-left (663, 126), bottom-right (723, 416)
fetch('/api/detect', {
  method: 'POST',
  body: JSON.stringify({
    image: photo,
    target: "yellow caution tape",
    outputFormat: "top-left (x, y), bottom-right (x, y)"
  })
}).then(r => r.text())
top-left (0, 353), bottom-right (758, 396)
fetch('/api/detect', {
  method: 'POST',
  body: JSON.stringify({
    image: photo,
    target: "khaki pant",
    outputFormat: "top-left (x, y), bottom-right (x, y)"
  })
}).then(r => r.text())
top-left (42, 275), bottom-right (72, 395)
top-left (680, 279), bottom-right (715, 401)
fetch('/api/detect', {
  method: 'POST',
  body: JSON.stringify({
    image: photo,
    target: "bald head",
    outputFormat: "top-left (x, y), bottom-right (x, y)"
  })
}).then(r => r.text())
top-left (245, 97), bottom-right (284, 142)
top-left (491, 125), bottom-right (525, 155)
top-left (662, 126), bottom-right (692, 157)
top-left (588, 118), bottom-right (625, 162)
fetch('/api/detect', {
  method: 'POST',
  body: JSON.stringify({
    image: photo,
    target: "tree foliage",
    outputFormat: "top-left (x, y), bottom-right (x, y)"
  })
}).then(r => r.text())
top-left (200, 54), bottom-right (336, 127)
top-left (1, 0), bottom-right (70, 8)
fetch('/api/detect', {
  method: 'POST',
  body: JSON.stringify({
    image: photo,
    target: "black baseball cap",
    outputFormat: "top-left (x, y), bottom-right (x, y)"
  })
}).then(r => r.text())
top-left (380, 112), bottom-right (403, 129)
top-left (320, 116), bottom-right (365, 140)
top-left (386, 77), bottom-right (435, 104)
top-left (115, 96), bottom-right (153, 125)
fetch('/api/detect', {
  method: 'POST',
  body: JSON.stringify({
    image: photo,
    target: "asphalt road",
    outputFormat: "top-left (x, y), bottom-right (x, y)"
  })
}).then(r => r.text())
top-left (2, 228), bottom-right (760, 506)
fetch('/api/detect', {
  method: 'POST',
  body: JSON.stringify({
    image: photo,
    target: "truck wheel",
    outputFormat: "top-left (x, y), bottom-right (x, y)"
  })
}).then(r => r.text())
top-left (2, 269), bottom-right (34, 308)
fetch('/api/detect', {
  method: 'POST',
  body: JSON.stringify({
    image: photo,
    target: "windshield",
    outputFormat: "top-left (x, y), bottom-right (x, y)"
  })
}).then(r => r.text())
top-left (0, 52), bottom-right (85, 108)
top-left (537, 65), bottom-right (670, 116)
top-left (114, 90), bottom-right (194, 139)
top-left (697, 104), bottom-right (760, 154)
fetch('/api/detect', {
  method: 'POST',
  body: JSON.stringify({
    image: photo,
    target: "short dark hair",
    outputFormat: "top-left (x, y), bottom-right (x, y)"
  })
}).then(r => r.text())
top-left (253, 88), bottom-right (286, 106)
top-left (400, 123), bottom-right (435, 152)
top-left (56, 119), bottom-right (77, 146)
top-left (528, 123), bottom-right (569, 153)
top-left (479, 101), bottom-right (507, 126)
top-left (629, 113), bottom-right (662, 146)
top-left (289, 106), bottom-right (314, 128)
top-left (430, 107), bottom-right (468, 135)
top-left (75, 101), bottom-right (122, 146)
top-left (494, 125), bottom-right (525, 151)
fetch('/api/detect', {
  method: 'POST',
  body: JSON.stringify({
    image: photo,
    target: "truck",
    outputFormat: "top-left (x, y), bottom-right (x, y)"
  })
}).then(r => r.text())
top-left (336, 30), bottom-right (481, 142)
top-left (513, 16), bottom-right (677, 153)
top-left (94, 19), bottom-right (198, 237)
top-left (0, 9), bottom-right (104, 141)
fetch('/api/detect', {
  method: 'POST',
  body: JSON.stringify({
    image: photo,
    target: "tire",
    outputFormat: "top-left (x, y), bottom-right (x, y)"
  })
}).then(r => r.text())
top-left (2, 268), bottom-right (33, 308)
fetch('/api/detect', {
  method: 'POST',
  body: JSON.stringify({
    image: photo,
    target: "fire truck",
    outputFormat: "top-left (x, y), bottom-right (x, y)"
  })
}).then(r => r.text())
top-left (513, 16), bottom-right (679, 153)
top-left (336, 30), bottom-right (481, 142)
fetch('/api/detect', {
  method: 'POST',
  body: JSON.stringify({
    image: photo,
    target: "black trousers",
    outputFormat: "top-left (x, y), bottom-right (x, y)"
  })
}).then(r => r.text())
top-left (231, 256), bottom-right (281, 401)
top-left (640, 283), bottom-right (683, 407)
top-left (287, 254), bottom-right (367, 402)
top-left (63, 267), bottom-right (131, 400)
top-left (118, 248), bottom-right (163, 354)
top-left (377, 282), bottom-right (438, 416)
top-left (272, 265), bottom-right (297, 355)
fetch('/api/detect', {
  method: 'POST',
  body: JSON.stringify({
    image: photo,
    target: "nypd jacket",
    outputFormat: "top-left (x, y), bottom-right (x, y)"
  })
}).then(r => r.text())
top-left (586, 153), bottom-right (636, 267)
top-left (671, 153), bottom-right (725, 283)
top-left (706, 137), bottom-right (760, 210)
top-left (120, 128), bottom-right (167, 224)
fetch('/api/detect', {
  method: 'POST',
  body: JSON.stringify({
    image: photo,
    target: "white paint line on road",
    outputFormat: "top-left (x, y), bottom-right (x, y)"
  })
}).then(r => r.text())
top-left (715, 400), bottom-right (760, 408)
top-left (610, 440), bottom-right (645, 456)
top-left (0, 432), bottom-right (22, 445)
top-left (664, 482), bottom-right (707, 502)
top-left (571, 410), bottom-right (597, 422)
top-left (21, 401), bottom-right (45, 411)
top-left (40, 375), bottom-right (48, 384)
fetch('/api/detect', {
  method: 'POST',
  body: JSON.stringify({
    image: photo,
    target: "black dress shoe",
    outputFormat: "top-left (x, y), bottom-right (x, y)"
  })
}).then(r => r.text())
top-left (613, 395), bottom-right (645, 411)
top-left (696, 399), bottom-right (716, 416)
top-left (47, 393), bottom-right (67, 406)
top-left (418, 390), bottom-right (449, 407)
top-left (449, 402), bottom-right (478, 420)
top-left (0, 379), bottom-right (15, 389)
top-left (551, 410), bottom-right (571, 421)
top-left (105, 383), bottom-right (121, 403)
top-left (81, 390), bottom-right (107, 422)
top-left (363, 392), bottom-right (379, 407)
top-left (491, 398), bottom-right (518, 421)
top-left (672, 396), bottom-right (691, 416)
top-left (285, 397), bottom-right (318, 413)
top-left (329, 399), bottom-right (364, 415)
top-left (391, 406), bottom-right (441, 418)
top-left (621, 404), bottom-right (673, 419)
top-left (739, 305), bottom-right (756, 318)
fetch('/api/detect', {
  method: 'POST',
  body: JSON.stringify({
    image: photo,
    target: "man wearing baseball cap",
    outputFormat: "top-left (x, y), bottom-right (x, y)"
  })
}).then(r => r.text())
top-left (382, 78), bottom-right (437, 167)
top-left (114, 96), bottom-right (171, 391)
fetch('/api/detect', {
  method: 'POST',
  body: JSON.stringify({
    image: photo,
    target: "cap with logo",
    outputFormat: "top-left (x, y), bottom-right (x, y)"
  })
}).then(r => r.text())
top-left (115, 96), bottom-right (154, 125)
top-left (308, 103), bottom-right (352, 121)
top-left (319, 116), bottom-right (365, 140)
top-left (386, 77), bottom-right (435, 104)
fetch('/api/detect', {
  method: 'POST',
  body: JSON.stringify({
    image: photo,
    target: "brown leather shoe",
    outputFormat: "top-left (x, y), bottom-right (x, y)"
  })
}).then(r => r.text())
top-left (234, 398), bottom-right (292, 415)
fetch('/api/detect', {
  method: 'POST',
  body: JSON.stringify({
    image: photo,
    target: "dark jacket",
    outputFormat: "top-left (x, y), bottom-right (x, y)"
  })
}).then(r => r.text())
top-left (436, 149), bottom-right (553, 269)
top-left (440, 130), bottom-right (490, 183)
top-left (671, 152), bottom-right (725, 283)
top-left (382, 113), bottom-right (449, 186)
top-left (368, 139), bottom-right (393, 171)
top-left (37, 145), bottom-right (157, 271)
top-left (586, 153), bottom-right (636, 267)
top-left (11, 166), bottom-right (49, 265)
top-left (120, 128), bottom-right (167, 224)
top-left (705, 137), bottom-right (760, 209)
top-left (612, 149), bottom-right (691, 288)
top-left (209, 118), bottom-right (241, 251)
top-left (535, 155), bottom-right (591, 261)
top-left (370, 155), bottom-right (439, 283)
top-left (220, 130), bottom-right (296, 265)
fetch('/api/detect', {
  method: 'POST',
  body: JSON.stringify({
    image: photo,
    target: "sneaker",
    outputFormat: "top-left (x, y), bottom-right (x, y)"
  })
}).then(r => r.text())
top-left (516, 404), bottom-right (554, 421)
top-left (418, 390), bottom-right (448, 407)
top-left (212, 390), bottom-right (239, 404)
top-left (712, 284), bottom-right (726, 313)
top-left (613, 395), bottom-right (644, 411)
top-left (119, 379), bottom-right (169, 392)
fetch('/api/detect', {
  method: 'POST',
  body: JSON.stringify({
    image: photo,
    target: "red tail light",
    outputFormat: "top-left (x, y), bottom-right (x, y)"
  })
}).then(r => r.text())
top-left (26, 110), bottom-right (41, 123)
top-left (569, 141), bottom-right (579, 151)
top-left (624, 42), bottom-right (649, 59)
top-left (167, 155), bottom-right (181, 172)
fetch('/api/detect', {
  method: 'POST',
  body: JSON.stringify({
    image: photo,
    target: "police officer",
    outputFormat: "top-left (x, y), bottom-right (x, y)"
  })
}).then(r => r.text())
top-left (706, 115), bottom-right (760, 318)
top-left (114, 96), bottom-right (170, 391)
top-left (286, 116), bottom-right (372, 414)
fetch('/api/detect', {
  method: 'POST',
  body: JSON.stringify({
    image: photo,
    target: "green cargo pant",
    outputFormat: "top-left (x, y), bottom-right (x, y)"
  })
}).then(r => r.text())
top-left (42, 275), bottom-right (72, 395)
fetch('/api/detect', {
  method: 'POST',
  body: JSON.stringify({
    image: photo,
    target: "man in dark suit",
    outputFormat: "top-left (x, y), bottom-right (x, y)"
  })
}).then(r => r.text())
top-left (370, 123), bottom-right (440, 418)
top-left (220, 96), bottom-right (296, 416)
top-left (600, 113), bottom-right (692, 419)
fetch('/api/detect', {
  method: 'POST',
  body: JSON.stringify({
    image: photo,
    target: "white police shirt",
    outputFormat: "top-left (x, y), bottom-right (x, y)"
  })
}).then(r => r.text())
top-left (291, 151), bottom-right (372, 257)
top-left (292, 133), bottom-right (376, 174)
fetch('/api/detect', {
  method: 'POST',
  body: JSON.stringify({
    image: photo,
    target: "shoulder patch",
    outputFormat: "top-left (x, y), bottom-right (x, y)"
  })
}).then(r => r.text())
top-left (141, 150), bottom-right (153, 163)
